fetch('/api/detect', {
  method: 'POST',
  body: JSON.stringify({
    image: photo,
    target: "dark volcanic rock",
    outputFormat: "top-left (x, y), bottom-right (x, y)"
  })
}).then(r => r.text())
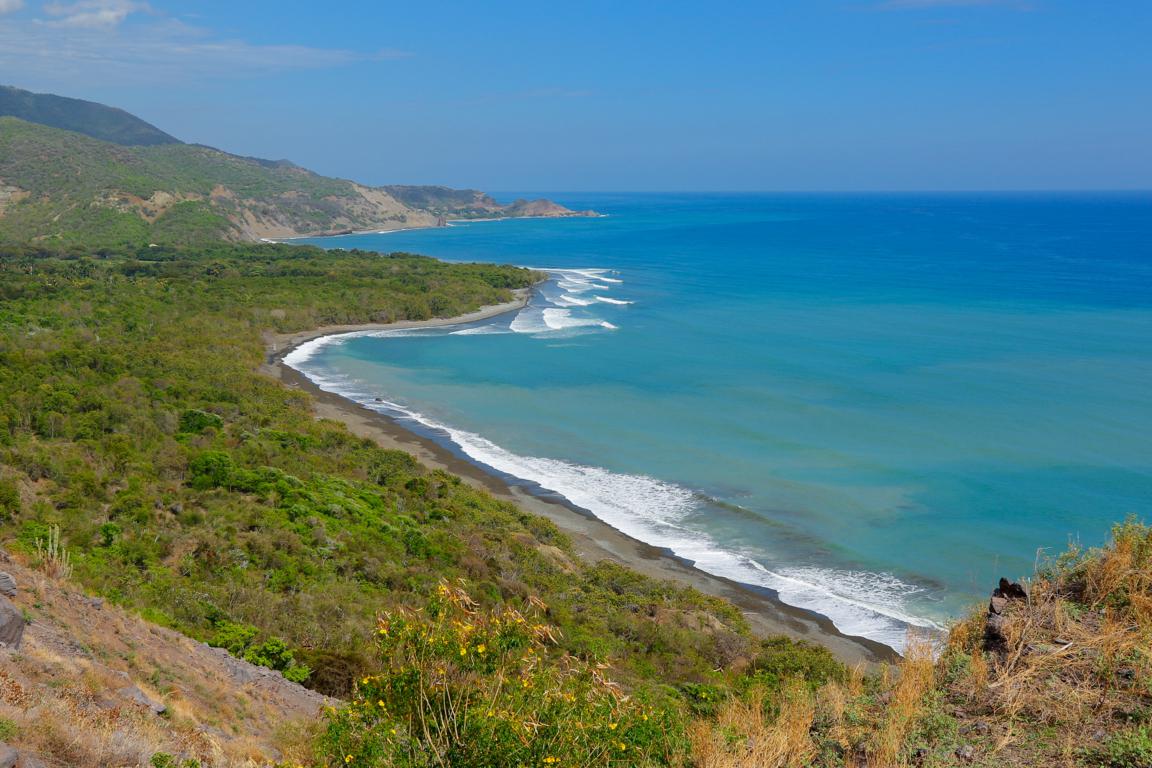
top-left (995, 577), bottom-right (1028, 601)
top-left (0, 596), bottom-right (23, 649)
top-left (984, 577), bottom-right (1028, 651)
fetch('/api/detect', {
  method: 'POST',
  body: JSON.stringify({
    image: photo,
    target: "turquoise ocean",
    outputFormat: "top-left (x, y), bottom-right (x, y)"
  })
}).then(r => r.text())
top-left (285, 193), bottom-right (1152, 651)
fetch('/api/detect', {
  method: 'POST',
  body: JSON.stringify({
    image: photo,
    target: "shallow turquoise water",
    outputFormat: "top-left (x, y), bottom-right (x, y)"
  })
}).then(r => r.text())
top-left (288, 193), bottom-right (1152, 650)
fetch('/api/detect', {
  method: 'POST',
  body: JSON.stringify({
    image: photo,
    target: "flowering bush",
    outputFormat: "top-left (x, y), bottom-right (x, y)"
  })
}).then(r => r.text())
top-left (317, 581), bottom-right (686, 767)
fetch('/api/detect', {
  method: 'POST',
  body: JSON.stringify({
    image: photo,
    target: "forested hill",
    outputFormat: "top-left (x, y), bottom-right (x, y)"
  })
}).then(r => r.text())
top-left (0, 86), bottom-right (597, 249)
top-left (0, 84), bottom-right (180, 147)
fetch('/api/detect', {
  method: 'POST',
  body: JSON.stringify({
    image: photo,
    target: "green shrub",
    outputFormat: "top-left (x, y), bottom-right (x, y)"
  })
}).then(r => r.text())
top-left (1090, 726), bottom-right (1152, 768)
top-left (187, 450), bottom-right (235, 489)
top-left (243, 637), bottom-right (311, 683)
top-left (177, 409), bottom-right (223, 434)
top-left (209, 620), bottom-right (259, 656)
top-left (209, 620), bottom-right (310, 683)
top-left (742, 636), bottom-right (845, 694)
top-left (316, 582), bottom-right (688, 767)
top-left (0, 479), bottom-right (18, 521)
top-left (99, 521), bottom-right (122, 546)
top-left (0, 717), bottom-right (17, 741)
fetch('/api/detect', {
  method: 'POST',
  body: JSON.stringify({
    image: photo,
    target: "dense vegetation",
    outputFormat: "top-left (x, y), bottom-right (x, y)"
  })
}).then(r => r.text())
top-left (0, 84), bottom-right (180, 146)
top-left (0, 244), bottom-right (808, 700)
top-left (1, 243), bottom-right (1147, 767)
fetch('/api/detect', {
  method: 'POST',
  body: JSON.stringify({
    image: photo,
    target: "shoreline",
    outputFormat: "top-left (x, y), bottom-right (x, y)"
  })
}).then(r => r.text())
top-left (263, 290), bottom-right (532, 354)
top-left (268, 212), bottom-right (607, 244)
top-left (263, 295), bottom-right (898, 668)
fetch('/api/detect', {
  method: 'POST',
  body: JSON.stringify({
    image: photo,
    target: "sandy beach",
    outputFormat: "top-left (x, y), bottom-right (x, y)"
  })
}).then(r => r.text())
top-left (263, 292), bottom-right (897, 668)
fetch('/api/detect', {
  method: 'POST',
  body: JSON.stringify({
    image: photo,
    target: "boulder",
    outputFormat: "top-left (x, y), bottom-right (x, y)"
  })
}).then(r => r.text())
top-left (0, 572), bottom-right (14, 598)
top-left (0, 744), bottom-right (17, 768)
top-left (984, 577), bottom-right (1028, 652)
top-left (994, 577), bottom-right (1028, 601)
top-left (0, 597), bottom-right (24, 649)
top-left (117, 684), bottom-right (167, 715)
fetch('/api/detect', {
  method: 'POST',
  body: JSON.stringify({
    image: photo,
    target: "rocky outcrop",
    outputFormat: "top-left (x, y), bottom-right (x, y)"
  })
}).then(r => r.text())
top-left (504, 198), bottom-right (600, 218)
top-left (117, 676), bottom-right (168, 716)
top-left (0, 596), bottom-right (23, 649)
top-left (0, 572), bottom-right (14, 597)
top-left (984, 577), bottom-right (1028, 651)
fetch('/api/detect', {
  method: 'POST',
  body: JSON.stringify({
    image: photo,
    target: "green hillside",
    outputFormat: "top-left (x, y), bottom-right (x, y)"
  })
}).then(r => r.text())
top-left (0, 117), bottom-right (426, 246)
top-left (0, 84), bottom-right (180, 146)
top-left (0, 114), bottom-right (594, 248)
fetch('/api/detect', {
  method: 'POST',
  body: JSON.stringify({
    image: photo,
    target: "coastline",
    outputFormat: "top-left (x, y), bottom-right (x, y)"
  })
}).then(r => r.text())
top-left (263, 290), bottom-right (532, 354)
top-left (268, 212), bottom-right (607, 244)
top-left (262, 294), bottom-right (898, 668)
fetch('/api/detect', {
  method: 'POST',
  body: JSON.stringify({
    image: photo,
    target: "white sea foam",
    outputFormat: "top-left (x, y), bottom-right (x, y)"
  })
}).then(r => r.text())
top-left (285, 329), bottom-right (941, 653)
top-left (281, 331), bottom-right (367, 368)
top-left (510, 308), bottom-right (550, 334)
top-left (557, 279), bottom-right (597, 293)
top-left (554, 294), bottom-right (596, 307)
top-left (595, 296), bottom-right (633, 305)
top-left (542, 308), bottom-right (604, 331)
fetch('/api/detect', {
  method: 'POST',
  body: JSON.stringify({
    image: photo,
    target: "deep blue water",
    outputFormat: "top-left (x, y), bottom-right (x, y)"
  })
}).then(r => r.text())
top-left (287, 192), bottom-right (1152, 650)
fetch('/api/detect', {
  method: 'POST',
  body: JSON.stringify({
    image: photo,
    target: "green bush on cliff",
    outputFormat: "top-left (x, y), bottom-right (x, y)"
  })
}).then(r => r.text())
top-left (317, 582), bottom-right (687, 767)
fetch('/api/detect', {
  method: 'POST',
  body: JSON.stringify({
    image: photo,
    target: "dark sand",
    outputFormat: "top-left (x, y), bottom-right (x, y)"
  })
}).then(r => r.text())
top-left (263, 292), bottom-right (897, 667)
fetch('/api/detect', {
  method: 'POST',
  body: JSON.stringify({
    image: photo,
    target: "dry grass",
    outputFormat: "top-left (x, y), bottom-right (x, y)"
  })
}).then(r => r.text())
top-left (687, 521), bottom-right (1152, 768)
top-left (0, 670), bottom-right (225, 768)
top-left (950, 520), bottom-right (1152, 731)
top-left (689, 679), bottom-right (817, 768)
top-left (0, 553), bottom-right (334, 767)
top-left (871, 639), bottom-right (936, 766)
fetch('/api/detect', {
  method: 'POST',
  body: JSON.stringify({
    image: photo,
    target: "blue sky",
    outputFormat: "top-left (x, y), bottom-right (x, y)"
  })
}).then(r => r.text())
top-left (1, 0), bottom-right (1149, 191)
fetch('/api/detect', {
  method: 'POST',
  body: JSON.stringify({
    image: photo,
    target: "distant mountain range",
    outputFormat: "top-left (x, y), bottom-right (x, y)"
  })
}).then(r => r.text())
top-left (0, 85), bottom-right (597, 247)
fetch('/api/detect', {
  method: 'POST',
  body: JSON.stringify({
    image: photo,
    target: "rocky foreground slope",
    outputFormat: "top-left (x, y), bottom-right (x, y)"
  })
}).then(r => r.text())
top-left (0, 550), bottom-right (330, 767)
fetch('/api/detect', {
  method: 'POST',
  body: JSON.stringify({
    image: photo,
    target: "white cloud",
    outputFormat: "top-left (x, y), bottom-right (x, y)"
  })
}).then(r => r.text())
top-left (0, 11), bottom-right (408, 85)
top-left (43, 0), bottom-right (149, 28)
top-left (0, 0), bottom-right (24, 15)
